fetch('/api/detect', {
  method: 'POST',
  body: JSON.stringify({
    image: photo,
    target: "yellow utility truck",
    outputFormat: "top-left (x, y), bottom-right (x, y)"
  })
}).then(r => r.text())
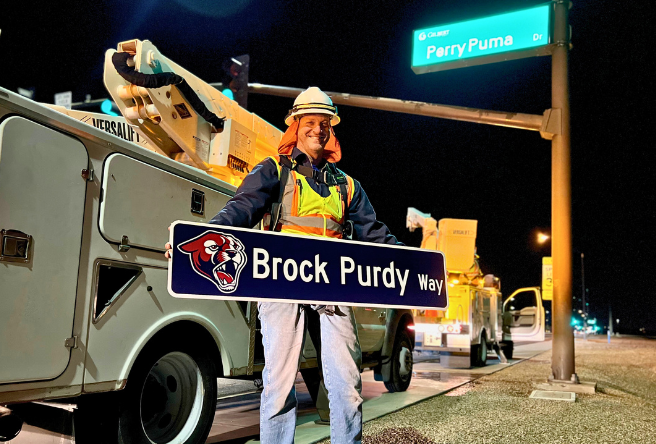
top-left (406, 208), bottom-right (513, 368)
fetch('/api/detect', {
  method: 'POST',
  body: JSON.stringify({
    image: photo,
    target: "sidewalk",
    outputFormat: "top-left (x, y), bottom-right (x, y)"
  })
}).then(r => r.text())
top-left (318, 336), bottom-right (656, 444)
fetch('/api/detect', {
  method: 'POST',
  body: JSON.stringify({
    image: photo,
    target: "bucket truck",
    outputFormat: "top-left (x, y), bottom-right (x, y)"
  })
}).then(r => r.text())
top-left (0, 39), bottom-right (413, 443)
top-left (406, 207), bottom-right (515, 368)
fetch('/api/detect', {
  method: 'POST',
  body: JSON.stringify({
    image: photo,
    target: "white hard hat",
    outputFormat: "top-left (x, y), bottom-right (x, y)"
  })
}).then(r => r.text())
top-left (284, 86), bottom-right (340, 126)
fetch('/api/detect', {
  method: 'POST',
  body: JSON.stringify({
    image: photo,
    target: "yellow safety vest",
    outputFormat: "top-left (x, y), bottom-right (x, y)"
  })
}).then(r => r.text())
top-left (263, 156), bottom-right (355, 238)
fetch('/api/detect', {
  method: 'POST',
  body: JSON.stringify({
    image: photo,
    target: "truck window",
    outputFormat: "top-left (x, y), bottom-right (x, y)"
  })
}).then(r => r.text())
top-left (482, 293), bottom-right (491, 313)
top-left (505, 290), bottom-right (536, 312)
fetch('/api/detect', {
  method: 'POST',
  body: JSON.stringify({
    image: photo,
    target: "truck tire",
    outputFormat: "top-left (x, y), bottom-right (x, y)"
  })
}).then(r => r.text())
top-left (478, 340), bottom-right (488, 367)
top-left (500, 340), bottom-right (514, 360)
top-left (117, 336), bottom-right (218, 444)
top-left (470, 344), bottom-right (480, 367)
top-left (0, 407), bottom-right (22, 442)
top-left (470, 338), bottom-right (487, 367)
top-left (383, 330), bottom-right (413, 393)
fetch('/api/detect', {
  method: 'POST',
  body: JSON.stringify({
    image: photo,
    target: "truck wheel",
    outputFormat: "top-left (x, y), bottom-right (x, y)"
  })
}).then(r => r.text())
top-left (117, 337), bottom-right (218, 444)
top-left (384, 330), bottom-right (413, 393)
top-left (0, 407), bottom-right (22, 442)
top-left (470, 341), bottom-right (487, 367)
top-left (470, 344), bottom-right (480, 367)
top-left (478, 341), bottom-right (488, 367)
top-left (500, 340), bottom-right (514, 360)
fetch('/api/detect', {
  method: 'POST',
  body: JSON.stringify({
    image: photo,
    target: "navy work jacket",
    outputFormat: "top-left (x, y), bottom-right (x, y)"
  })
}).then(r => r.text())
top-left (210, 147), bottom-right (402, 245)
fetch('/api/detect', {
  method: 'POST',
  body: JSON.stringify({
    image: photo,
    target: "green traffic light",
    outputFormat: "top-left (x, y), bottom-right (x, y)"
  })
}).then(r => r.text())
top-left (101, 99), bottom-right (119, 117)
top-left (222, 88), bottom-right (234, 100)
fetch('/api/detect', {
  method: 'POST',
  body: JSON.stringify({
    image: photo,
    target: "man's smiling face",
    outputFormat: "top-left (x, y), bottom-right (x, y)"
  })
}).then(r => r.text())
top-left (296, 114), bottom-right (331, 162)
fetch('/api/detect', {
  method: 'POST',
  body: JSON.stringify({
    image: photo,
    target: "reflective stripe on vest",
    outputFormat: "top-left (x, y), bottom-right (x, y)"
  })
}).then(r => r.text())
top-left (263, 156), bottom-right (353, 238)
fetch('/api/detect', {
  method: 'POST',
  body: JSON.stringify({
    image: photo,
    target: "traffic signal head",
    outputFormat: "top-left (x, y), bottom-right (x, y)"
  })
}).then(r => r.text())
top-left (221, 55), bottom-right (249, 109)
top-left (72, 98), bottom-right (120, 116)
top-left (100, 99), bottom-right (119, 116)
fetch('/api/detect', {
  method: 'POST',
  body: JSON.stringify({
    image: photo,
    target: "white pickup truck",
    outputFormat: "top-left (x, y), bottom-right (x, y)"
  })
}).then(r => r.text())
top-left (0, 67), bottom-right (414, 442)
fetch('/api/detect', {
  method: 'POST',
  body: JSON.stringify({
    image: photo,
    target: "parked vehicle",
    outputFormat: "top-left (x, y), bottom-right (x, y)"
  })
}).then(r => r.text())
top-left (406, 208), bottom-right (511, 368)
top-left (0, 39), bottom-right (413, 443)
top-left (502, 286), bottom-right (546, 344)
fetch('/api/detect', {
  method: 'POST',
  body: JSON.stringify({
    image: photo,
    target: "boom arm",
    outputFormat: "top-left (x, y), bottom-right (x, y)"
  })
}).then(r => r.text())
top-left (103, 39), bottom-right (281, 186)
top-left (406, 207), bottom-right (438, 251)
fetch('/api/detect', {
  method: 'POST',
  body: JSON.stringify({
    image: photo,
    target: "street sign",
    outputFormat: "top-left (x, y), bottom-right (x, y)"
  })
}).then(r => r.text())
top-left (168, 221), bottom-right (448, 310)
top-left (54, 91), bottom-right (73, 110)
top-left (412, 3), bottom-right (552, 74)
top-left (542, 256), bottom-right (553, 301)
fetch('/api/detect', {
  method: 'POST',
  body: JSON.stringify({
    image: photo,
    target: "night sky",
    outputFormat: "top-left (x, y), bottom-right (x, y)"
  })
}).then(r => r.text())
top-left (1, 0), bottom-right (653, 333)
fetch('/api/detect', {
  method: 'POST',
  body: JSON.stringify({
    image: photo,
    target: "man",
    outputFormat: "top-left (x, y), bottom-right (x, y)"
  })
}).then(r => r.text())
top-left (167, 87), bottom-right (401, 444)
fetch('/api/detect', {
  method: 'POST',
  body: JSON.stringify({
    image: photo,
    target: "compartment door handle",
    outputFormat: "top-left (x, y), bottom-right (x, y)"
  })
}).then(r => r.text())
top-left (0, 229), bottom-right (32, 263)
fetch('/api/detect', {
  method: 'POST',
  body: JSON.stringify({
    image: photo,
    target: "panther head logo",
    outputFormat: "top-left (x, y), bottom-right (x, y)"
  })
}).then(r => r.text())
top-left (178, 230), bottom-right (247, 293)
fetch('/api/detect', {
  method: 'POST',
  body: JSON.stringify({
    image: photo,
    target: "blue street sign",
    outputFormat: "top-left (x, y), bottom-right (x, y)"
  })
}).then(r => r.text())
top-left (412, 3), bottom-right (552, 74)
top-left (168, 221), bottom-right (448, 310)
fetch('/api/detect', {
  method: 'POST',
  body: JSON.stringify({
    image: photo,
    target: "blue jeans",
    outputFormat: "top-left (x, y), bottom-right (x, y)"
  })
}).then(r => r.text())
top-left (258, 302), bottom-right (363, 444)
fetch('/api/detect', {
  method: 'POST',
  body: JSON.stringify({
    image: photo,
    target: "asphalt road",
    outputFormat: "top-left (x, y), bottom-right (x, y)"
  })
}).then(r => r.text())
top-left (5, 341), bottom-right (549, 443)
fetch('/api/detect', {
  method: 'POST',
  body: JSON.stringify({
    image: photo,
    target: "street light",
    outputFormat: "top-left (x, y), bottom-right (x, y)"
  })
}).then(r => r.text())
top-left (538, 232), bottom-right (550, 244)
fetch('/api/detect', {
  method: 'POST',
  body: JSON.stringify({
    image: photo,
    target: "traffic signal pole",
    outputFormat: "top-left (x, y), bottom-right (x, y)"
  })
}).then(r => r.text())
top-left (249, 83), bottom-right (548, 134)
top-left (550, 0), bottom-right (576, 383)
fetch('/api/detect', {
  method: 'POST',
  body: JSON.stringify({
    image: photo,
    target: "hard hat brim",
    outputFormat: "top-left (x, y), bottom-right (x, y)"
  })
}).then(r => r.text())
top-left (285, 108), bottom-right (340, 126)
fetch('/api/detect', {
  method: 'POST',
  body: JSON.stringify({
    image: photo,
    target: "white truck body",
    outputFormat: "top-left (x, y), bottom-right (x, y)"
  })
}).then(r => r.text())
top-left (0, 88), bottom-right (413, 408)
top-left (0, 89), bottom-right (251, 403)
top-left (0, 41), bottom-right (414, 440)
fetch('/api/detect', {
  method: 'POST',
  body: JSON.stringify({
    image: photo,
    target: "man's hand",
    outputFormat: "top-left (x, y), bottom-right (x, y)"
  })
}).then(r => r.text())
top-left (164, 225), bottom-right (173, 259)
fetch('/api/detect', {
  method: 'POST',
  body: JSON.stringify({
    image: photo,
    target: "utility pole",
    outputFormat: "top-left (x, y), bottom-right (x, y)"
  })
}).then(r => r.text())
top-left (550, 0), bottom-right (576, 383)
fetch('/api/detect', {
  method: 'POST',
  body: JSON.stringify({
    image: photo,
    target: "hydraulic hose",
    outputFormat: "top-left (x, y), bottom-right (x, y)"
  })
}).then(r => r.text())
top-left (111, 51), bottom-right (224, 131)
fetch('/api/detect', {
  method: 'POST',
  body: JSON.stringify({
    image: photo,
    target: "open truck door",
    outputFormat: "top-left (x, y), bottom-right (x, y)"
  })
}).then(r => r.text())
top-left (503, 287), bottom-right (545, 342)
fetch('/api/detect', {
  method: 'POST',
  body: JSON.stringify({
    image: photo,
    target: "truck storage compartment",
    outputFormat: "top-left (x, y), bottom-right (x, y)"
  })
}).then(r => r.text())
top-left (99, 153), bottom-right (232, 251)
top-left (0, 116), bottom-right (88, 383)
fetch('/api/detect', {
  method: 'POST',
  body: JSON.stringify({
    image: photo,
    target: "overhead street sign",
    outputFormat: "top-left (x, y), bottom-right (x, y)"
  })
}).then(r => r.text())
top-left (412, 3), bottom-right (552, 74)
top-left (168, 221), bottom-right (448, 310)
top-left (54, 91), bottom-right (73, 110)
